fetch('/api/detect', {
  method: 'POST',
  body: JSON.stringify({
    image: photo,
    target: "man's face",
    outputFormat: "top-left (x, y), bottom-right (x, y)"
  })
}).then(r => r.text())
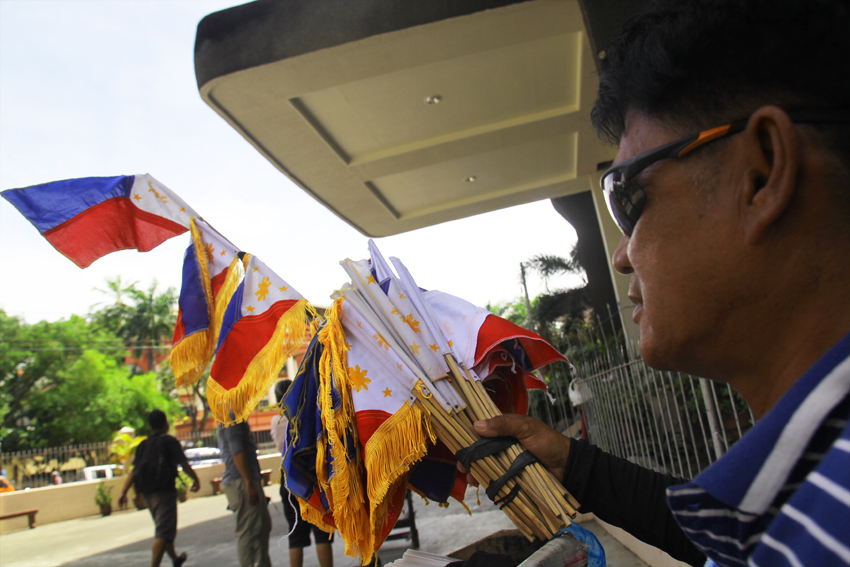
top-left (611, 112), bottom-right (745, 375)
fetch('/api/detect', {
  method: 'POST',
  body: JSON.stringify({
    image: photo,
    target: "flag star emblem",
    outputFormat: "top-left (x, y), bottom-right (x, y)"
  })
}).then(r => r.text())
top-left (373, 333), bottom-right (389, 351)
top-left (179, 207), bottom-right (185, 212)
top-left (366, 275), bottom-right (377, 285)
top-left (253, 266), bottom-right (259, 272)
top-left (448, 340), bottom-right (454, 347)
top-left (399, 293), bottom-right (407, 299)
top-left (345, 341), bottom-right (353, 351)
top-left (429, 344), bottom-right (438, 352)
top-left (402, 314), bottom-right (421, 333)
top-left (255, 277), bottom-right (271, 301)
top-left (383, 388), bottom-right (392, 397)
top-left (348, 365), bottom-right (371, 392)
top-left (246, 305), bottom-right (255, 313)
top-left (397, 363), bottom-right (403, 372)
top-left (357, 321), bottom-right (363, 329)
top-left (410, 342), bottom-right (420, 354)
top-left (279, 285), bottom-right (288, 292)
top-left (133, 193), bottom-right (142, 201)
top-left (220, 250), bottom-right (226, 256)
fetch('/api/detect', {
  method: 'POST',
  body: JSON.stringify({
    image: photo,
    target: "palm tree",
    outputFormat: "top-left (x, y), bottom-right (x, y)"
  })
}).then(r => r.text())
top-left (90, 278), bottom-right (177, 374)
top-left (123, 281), bottom-right (177, 374)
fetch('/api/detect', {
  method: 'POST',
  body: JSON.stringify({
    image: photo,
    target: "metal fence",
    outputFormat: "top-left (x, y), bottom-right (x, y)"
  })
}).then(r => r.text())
top-left (175, 428), bottom-right (277, 455)
top-left (530, 342), bottom-right (755, 480)
top-left (0, 442), bottom-right (112, 489)
top-left (0, 428), bottom-right (280, 490)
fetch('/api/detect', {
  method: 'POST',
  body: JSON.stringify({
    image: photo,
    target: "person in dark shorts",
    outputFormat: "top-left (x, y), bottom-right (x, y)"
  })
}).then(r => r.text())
top-left (119, 410), bottom-right (200, 567)
top-left (271, 380), bottom-right (334, 567)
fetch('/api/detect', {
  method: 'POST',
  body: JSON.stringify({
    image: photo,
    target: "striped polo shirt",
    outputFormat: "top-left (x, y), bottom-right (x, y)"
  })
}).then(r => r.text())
top-left (667, 331), bottom-right (850, 567)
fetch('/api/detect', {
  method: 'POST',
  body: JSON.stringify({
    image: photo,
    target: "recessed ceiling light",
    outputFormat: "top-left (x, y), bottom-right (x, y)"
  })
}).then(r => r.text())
top-left (465, 176), bottom-right (477, 183)
top-left (424, 95), bottom-right (443, 105)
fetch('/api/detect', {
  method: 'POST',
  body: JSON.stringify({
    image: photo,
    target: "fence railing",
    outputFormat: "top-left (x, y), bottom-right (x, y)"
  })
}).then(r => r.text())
top-left (1, 428), bottom-right (280, 491)
top-left (530, 342), bottom-right (755, 480)
top-left (0, 442), bottom-right (111, 489)
top-left (175, 428), bottom-right (277, 455)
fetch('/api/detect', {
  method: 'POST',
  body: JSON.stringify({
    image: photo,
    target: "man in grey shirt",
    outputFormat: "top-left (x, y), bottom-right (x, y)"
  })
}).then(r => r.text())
top-left (218, 420), bottom-right (272, 567)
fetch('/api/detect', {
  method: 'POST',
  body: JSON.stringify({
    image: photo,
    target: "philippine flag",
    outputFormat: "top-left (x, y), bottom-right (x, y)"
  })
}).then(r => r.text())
top-left (2, 174), bottom-right (198, 268)
top-left (171, 219), bottom-right (242, 386)
top-left (208, 254), bottom-right (311, 425)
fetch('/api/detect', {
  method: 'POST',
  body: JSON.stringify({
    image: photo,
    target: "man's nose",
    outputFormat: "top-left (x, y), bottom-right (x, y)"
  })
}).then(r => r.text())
top-left (612, 235), bottom-right (633, 275)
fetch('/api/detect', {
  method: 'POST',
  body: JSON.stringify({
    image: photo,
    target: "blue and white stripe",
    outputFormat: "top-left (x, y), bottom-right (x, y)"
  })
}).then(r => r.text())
top-left (667, 332), bottom-right (850, 567)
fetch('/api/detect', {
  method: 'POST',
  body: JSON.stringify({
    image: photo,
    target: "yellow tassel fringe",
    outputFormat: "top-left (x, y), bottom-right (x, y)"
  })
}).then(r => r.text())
top-left (211, 254), bottom-right (246, 348)
top-left (171, 219), bottom-right (216, 387)
top-left (207, 297), bottom-right (312, 426)
top-left (363, 400), bottom-right (435, 545)
top-left (317, 298), bottom-right (373, 562)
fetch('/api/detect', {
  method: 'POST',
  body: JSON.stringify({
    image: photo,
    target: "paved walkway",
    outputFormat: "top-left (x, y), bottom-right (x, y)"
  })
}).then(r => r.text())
top-left (0, 486), bottom-right (648, 567)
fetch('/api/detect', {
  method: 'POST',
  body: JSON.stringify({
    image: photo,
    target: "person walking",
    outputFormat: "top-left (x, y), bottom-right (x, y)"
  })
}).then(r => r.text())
top-left (119, 409), bottom-right (200, 567)
top-left (219, 416), bottom-right (272, 567)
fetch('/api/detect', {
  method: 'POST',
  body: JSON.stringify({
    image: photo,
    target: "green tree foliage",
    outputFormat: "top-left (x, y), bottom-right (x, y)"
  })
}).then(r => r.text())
top-left (90, 278), bottom-right (177, 374)
top-left (0, 310), bottom-right (178, 451)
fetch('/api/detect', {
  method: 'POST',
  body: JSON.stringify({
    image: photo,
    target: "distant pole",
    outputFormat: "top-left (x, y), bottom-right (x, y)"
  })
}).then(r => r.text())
top-left (520, 262), bottom-right (535, 332)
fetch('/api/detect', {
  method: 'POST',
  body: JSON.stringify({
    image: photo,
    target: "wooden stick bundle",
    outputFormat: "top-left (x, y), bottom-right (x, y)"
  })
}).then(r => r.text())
top-left (412, 354), bottom-right (580, 542)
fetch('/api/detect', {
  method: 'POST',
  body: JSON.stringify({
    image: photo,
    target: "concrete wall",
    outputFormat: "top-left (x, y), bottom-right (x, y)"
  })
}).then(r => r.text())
top-left (0, 453), bottom-right (282, 534)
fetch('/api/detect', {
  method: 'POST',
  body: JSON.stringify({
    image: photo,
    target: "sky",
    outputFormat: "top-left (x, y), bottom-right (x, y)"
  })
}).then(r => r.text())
top-left (0, 0), bottom-right (583, 324)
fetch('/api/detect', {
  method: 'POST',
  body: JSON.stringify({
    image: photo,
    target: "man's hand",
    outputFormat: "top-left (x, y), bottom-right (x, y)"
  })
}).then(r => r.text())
top-left (118, 492), bottom-right (128, 509)
top-left (245, 479), bottom-right (259, 505)
top-left (190, 479), bottom-right (200, 493)
top-left (457, 414), bottom-right (572, 485)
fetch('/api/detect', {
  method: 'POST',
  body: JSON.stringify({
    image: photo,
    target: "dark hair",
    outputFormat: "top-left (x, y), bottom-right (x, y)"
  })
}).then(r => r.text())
top-left (274, 379), bottom-right (292, 404)
top-left (148, 409), bottom-right (167, 431)
top-left (591, 0), bottom-right (850, 153)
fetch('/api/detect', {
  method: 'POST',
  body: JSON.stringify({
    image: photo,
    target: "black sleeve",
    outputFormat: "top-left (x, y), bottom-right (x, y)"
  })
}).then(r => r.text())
top-left (563, 439), bottom-right (706, 567)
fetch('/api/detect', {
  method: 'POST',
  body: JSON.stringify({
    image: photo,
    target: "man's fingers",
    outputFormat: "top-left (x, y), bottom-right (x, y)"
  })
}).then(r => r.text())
top-left (473, 414), bottom-right (535, 438)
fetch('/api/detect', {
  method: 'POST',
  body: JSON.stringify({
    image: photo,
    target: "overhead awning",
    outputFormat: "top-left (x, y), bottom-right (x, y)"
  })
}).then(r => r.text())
top-left (194, 0), bottom-right (616, 237)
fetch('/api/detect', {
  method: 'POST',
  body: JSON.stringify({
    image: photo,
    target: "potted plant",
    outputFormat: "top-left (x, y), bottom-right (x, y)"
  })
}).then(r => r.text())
top-left (95, 482), bottom-right (113, 516)
top-left (175, 471), bottom-right (192, 502)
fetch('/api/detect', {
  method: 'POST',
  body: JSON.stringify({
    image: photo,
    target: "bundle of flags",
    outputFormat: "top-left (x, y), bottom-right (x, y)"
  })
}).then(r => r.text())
top-left (5, 175), bottom-right (577, 561)
top-left (281, 240), bottom-right (571, 563)
top-left (2, 174), bottom-right (314, 425)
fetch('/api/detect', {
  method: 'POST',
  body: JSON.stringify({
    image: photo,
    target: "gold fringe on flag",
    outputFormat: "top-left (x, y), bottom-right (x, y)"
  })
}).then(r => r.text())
top-left (207, 297), bottom-right (314, 426)
top-left (298, 498), bottom-right (336, 533)
top-left (317, 298), bottom-right (373, 562)
top-left (363, 400), bottom-right (435, 549)
top-left (172, 218), bottom-right (216, 387)
top-left (211, 254), bottom-right (245, 346)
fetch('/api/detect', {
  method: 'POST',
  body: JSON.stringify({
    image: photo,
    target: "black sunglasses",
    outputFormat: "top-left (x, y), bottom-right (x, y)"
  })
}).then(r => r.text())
top-left (601, 109), bottom-right (850, 236)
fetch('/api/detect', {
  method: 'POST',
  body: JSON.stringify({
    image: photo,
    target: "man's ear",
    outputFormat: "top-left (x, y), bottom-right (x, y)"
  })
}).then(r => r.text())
top-left (739, 106), bottom-right (800, 245)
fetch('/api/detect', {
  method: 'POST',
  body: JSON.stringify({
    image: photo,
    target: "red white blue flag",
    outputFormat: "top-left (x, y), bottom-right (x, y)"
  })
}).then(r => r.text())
top-left (2, 174), bottom-right (197, 268)
top-left (208, 253), bottom-right (312, 425)
top-left (171, 219), bottom-right (242, 386)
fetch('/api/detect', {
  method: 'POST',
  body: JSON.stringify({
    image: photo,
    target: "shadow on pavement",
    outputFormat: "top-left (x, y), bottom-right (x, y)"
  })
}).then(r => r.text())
top-left (58, 502), bottom-right (414, 567)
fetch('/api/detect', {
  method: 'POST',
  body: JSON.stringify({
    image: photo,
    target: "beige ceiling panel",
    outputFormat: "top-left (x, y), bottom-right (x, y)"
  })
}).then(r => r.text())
top-left (371, 132), bottom-right (577, 218)
top-left (199, 0), bottom-right (614, 237)
top-left (291, 32), bottom-right (580, 162)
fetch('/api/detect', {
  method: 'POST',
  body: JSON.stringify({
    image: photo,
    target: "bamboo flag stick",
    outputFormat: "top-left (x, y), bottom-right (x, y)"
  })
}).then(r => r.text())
top-left (428, 417), bottom-right (537, 540)
top-left (413, 391), bottom-right (552, 540)
top-left (447, 366), bottom-right (565, 514)
top-left (449, 377), bottom-right (566, 531)
top-left (426, 405), bottom-right (549, 539)
top-left (466, 377), bottom-right (578, 519)
top-left (427, 410), bottom-right (547, 541)
top-left (470, 378), bottom-right (580, 518)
